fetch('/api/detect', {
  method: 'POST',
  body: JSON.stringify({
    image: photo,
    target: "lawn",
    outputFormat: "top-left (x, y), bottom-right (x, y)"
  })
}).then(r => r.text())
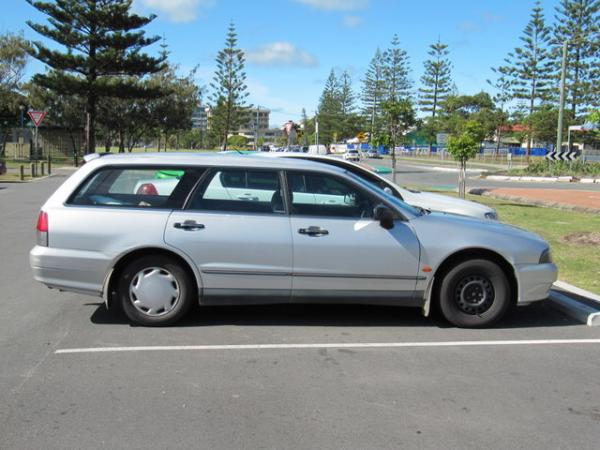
top-left (462, 194), bottom-right (600, 295)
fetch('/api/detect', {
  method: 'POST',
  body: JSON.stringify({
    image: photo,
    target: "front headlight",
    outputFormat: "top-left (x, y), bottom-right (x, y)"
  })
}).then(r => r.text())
top-left (539, 248), bottom-right (553, 264)
top-left (484, 210), bottom-right (498, 220)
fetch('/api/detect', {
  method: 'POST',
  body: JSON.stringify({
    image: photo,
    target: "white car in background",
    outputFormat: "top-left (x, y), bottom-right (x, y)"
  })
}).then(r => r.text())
top-left (343, 149), bottom-right (360, 162)
top-left (261, 153), bottom-right (498, 220)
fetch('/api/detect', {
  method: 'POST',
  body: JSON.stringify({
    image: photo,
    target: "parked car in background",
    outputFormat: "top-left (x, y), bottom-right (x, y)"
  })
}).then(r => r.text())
top-left (30, 152), bottom-right (556, 328)
top-left (308, 144), bottom-right (328, 155)
top-left (366, 149), bottom-right (381, 159)
top-left (260, 153), bottom-right (499, 220)
top-left (343, 149), bottom-right (360, 162)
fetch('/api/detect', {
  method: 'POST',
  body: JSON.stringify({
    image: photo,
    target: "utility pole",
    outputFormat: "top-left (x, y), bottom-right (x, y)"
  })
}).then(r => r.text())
top-left (556, 41), bottom-right (568, 154)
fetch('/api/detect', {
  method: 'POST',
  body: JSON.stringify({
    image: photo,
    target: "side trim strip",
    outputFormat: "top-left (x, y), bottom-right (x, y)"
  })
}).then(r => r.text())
top-left (201, 269), bottom-right (292, 277)
top-left (201, 268), bottom-right (426, 281)
top-left (295, 272), bottom-right (426, 281)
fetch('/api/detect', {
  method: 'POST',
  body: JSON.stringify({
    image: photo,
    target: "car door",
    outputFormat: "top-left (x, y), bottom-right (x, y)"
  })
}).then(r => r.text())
top-left (164, 168), bottom-right (293, 303)
top-left (287, 170), bottom-right (422, 304)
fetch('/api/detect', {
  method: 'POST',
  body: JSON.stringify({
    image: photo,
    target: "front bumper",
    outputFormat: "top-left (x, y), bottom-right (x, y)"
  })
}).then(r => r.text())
top-left (514, 263), bottom-right (558, 303)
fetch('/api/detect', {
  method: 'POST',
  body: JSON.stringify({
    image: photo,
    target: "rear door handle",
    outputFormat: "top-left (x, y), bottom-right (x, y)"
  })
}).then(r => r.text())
top-left (298, 226), bottom-right (329, 237)
top-left (174, 220), bottom-right (205, 231)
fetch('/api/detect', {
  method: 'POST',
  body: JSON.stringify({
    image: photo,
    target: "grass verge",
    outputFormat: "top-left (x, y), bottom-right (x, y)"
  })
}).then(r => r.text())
top-left (464, 194), bottom-right (600, 294)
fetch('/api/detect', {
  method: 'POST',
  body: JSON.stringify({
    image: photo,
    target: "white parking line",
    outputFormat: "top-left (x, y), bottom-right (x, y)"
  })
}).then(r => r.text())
top-left (55, 339), bottom-right (600, 354)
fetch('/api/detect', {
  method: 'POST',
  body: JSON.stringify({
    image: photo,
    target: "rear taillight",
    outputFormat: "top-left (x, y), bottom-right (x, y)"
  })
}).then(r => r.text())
top-left (136, 183), bottom-right (159, 195)
top-left (36, 211), bottom-right (48, 246)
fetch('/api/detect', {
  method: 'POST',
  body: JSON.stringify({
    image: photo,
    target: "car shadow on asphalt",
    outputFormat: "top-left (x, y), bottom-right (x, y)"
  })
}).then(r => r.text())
top-left (89, 301), bottom-right (578, 329)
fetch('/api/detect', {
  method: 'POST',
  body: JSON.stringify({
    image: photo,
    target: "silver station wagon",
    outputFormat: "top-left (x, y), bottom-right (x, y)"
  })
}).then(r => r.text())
top-left (30, 153), bottom-right (557, 327)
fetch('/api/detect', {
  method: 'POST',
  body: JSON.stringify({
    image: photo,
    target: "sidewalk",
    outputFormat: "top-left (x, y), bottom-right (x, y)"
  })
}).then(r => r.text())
top-left (475, 187), bottom-right (600, 213)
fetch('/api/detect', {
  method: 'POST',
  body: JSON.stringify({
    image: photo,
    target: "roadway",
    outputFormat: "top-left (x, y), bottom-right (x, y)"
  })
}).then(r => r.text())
top-left (362, 156), bottom-right (600, 192)
top-left (1, 169), bottom-right (599, 449)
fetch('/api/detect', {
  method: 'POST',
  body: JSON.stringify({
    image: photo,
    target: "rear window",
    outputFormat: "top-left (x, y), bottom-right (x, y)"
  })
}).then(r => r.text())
top-left (68, 166), bottom-right (203, 209)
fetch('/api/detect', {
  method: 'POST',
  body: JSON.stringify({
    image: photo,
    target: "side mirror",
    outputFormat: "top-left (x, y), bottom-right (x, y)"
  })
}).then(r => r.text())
top-left (373, 204), bottom-right (395, 230)
top-left (383, 187), bottom-right (393, 195)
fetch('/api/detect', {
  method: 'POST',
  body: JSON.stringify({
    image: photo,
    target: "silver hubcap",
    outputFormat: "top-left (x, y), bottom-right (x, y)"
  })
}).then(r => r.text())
top-left (129, 267), bottom-right (180, 317)
top-left (454, 275), bottom-right (495, 315)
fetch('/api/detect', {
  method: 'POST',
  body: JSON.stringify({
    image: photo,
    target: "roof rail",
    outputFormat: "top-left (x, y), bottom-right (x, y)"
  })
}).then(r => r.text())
top-left (83, 152), bottom-right (113, 163)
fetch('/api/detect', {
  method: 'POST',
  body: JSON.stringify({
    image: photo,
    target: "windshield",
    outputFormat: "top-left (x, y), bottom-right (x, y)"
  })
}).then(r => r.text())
top-left (342, 170), bottom-right (421, 218)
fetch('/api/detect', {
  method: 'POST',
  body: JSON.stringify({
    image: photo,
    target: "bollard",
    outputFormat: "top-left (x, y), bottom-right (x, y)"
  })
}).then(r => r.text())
top-left (20, 165), bottom-right (24, 181)
top-left (47, 155), bottom-right (52, 175)
top-left (31, 163), bottom-right (36, 178)
top-left (41, 162), bottom-right (45, 176)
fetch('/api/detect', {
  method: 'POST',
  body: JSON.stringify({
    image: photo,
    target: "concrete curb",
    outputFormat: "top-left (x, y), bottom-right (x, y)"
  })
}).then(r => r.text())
top-left (469, 189), bottom-right (600, 214)
top-left (554, 280), bottom-right (600, 307)
top-left (548, 290), bottom-right (600, 326)
top-left (0, 175), bottom-right (52, 183)
top-left (431, 166), bottom-right (486, 173)
top-left (485, 175), bottom-right (600, 183)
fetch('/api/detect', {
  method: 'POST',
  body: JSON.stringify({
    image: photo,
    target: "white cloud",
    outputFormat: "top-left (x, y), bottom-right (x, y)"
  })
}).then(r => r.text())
top-left (135, 0), bottom-right (214, 23)
top-left (246, 42), bottom-right (318, 67)
top-left (342, 15), bottom-right (362, 28)
top-left (294, 0), bottom-right (369, 12)
top-left (246, 79), bottom-right (307, 127)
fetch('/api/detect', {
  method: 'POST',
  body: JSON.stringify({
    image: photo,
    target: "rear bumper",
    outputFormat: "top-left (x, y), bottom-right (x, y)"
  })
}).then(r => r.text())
top-left (514, 263), bottom-right (558, 303)
top-left (29, 245), bottom-right (110, 297)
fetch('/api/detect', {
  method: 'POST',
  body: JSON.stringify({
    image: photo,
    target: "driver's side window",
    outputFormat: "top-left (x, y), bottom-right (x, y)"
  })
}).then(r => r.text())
top-left (287, 171), bottom-right (374, 218)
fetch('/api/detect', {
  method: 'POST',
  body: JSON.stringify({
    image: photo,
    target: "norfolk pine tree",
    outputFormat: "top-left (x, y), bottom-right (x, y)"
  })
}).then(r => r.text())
top-left (361, 48), bottom-right (385, 143)
top-left (418, 38), bottom-right (452, 152)
top-left (317, 69), bottom-right (343, 144)
top-left (493, 0), bottom-right (554, 160)
top-left (26, 0), bottom-right (166, 154)
top-left (382, 35), bottom-right (412, 102)
top-left (209, 22), bottom-right (249, 151)
top-left (553, 0), bottom-right (599, 117)
top-left (338, 70), bottom-right (360, 140)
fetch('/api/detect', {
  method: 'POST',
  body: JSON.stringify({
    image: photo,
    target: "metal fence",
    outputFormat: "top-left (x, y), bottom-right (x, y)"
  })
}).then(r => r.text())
top-left (1, 127), bottom-right (83, 160)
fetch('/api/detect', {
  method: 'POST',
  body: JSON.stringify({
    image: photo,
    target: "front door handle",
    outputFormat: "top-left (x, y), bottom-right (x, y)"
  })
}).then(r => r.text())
top-left (298, 226), bottom-right (329, 237)
top-left (174, 220), bottom-right (205, 231)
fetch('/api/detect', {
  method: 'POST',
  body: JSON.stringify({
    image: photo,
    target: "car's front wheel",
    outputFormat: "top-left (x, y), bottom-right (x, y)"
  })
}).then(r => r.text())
top-left (438, 259), bottom-right (511, 328)
top-left (118, 255), bottom-right (195, 326)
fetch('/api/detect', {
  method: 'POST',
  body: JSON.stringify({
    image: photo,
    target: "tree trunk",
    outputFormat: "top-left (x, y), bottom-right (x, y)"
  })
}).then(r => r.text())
top-left (69, 132), bottom-right (77, 157)
top-left (85, 95), bottom-right (97, 154)
top-left (0, 129), bottom-right (9, 159)
top-left (458, 159), bottom-right (466, 198)
top-left (391, 134), bottom-right (397, 184)
top-left (495, 128), bottom-right (500, 159)
top-left (118, 128), bottom-right (125, 153)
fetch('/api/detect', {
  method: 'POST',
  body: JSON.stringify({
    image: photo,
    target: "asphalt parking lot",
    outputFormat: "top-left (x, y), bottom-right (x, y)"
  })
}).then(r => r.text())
top-left (1, 169), bottom-right (600, 449)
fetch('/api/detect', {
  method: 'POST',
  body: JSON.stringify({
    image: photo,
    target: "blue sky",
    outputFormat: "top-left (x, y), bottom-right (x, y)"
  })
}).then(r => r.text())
top-left (2, 0), bottom-right (562, 127)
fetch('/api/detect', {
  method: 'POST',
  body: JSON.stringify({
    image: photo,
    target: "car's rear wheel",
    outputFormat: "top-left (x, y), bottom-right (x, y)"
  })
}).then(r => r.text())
top-left (118, 255), bottom-right (195, 326)
top-left (438, 259), bottom-right (511, 328)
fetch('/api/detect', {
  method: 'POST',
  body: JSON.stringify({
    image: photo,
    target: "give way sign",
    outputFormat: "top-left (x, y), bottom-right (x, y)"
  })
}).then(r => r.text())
top-left (27, 110), bottom-right (47, 127)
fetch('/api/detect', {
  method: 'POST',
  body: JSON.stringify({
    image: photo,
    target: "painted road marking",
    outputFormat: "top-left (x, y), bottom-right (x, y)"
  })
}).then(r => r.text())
top-left (55, 339), bottom-right (600, 355)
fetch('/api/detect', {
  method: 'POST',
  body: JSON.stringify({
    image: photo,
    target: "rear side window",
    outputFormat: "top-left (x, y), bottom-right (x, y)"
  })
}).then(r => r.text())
top-left (188, 169), bottom-right (284, 214)
top-left (69, 167), bottom-right (202, 209)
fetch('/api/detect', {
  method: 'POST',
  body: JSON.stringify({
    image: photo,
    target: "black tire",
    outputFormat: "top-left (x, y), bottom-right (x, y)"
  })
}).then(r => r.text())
top-left (438, 259), bottom-right (511, 328)
top-left (118, 255), bottom-right (195, 326)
